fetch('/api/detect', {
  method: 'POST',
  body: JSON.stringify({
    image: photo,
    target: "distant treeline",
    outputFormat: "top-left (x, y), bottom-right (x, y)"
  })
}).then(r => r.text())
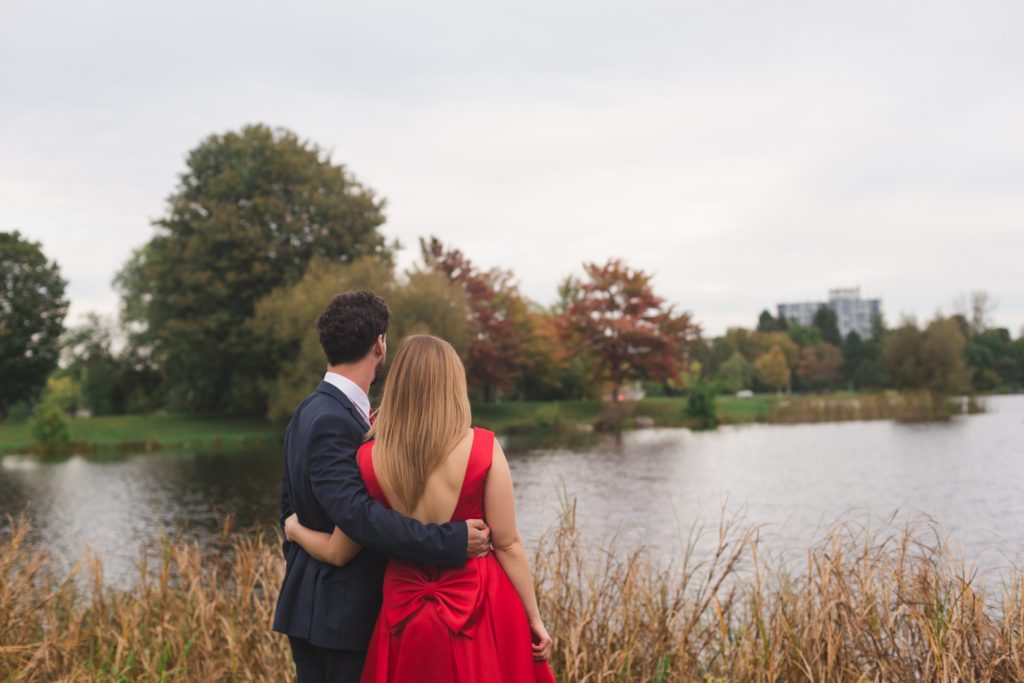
top-left (2, 125), bottom-right (1021, 424)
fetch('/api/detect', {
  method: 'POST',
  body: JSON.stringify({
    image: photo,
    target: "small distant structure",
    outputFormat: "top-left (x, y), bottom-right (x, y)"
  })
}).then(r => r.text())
top-left (612, 382), bottom-right (646, 402)
top-left (735, 389), bottom-right (753, 398)
top-left (777, 287), bottom-right (881, 340)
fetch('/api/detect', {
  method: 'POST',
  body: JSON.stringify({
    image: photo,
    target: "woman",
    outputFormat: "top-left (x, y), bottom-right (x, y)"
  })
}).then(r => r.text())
top-left (285, 334), bottom-right (555, 682)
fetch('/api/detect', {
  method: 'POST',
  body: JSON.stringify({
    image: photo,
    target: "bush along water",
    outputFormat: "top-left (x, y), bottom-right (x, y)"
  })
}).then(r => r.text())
top-left (30, 402), bottom-right (70, 453)
top-left (684, 379), bottom-right (718, 430)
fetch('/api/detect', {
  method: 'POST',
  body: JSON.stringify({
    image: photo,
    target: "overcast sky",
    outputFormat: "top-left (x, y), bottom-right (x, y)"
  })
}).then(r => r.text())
top-left (2, 0), bottom-right (1022, 338)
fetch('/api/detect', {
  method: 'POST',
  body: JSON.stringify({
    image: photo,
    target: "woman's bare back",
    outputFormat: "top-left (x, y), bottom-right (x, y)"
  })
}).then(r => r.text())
top-left (376, 427), bottom-right (475, 525)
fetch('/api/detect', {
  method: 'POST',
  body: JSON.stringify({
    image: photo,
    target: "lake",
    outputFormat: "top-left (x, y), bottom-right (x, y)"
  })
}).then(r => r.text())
top-left (2, 394), bottom-right (1022, 585)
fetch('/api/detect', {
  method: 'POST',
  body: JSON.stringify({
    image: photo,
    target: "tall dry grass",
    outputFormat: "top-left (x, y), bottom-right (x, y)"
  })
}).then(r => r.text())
top-left (3, 505), bottom-right (1024, 681)
top-left (534, 502), bottom-right (1024, 681)
top-left (766, 391), bottom-right (984, 425)
top-left (0, 514), bottom-right (291, 681)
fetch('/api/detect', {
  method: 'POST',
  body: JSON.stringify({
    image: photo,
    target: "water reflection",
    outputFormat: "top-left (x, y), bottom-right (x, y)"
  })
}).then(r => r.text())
top-left (2, 395), bottom-right (1022, 585)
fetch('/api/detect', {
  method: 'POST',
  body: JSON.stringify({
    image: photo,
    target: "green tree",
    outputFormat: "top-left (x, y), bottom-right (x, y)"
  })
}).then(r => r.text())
top-left (841, 331), bottom-right (884, 389)
top-left (757, 309), bottom-right (784, 332)
top-left (248, 258), bottom-right (396, 421)
top-left (59, 313), bottom-right (162, 414)
top-left (966, 328), bottom-right (1019, 390)
top-left (812, 306), bottom-right (842, 346)
top-left (561, 259), bottom-right (701, 401)
top-left (786, 323), bottom-right (823, 349)
top-left (718, 351), bottom-right (755, 394)
top-left (39, 376), bottom-right (81, 414)
top-left (115, 125), bottom-right (391, 413)
top-left (0, 231), bottom-right (68, 416)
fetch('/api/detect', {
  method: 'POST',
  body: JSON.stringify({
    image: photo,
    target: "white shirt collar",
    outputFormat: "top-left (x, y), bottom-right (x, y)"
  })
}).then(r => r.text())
top-left (323, 371), bottom-right (371, 425)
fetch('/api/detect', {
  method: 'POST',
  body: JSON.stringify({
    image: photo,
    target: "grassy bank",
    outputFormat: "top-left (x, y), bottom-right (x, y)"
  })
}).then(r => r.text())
top-left (3, 509), bottom-right (1023, 681)
top-left (0, 414), bottom-right (284, 455)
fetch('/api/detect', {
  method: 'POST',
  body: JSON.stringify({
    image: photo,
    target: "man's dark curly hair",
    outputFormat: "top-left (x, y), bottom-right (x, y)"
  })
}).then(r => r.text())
top-left (316, 290), bottom-right (391, 366)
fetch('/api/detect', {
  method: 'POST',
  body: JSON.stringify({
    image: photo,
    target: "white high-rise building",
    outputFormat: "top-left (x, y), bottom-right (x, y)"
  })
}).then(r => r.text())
top-left (777, 287), bottom-right (881, 340)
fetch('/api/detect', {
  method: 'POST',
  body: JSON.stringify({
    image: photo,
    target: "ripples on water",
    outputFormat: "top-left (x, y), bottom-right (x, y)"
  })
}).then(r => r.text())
top-left (2, 395), bottom-right (1022, 585)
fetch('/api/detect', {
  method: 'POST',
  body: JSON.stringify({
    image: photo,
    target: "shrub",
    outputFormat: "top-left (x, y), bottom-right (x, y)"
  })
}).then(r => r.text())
top-left (685, 379), bottom-right (718, 430)
top-left (31, 402), bottom-right (71, 452)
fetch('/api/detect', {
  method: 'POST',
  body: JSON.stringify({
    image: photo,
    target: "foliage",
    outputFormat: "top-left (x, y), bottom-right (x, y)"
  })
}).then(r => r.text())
top-left (786, 322), bottom-right (823, 349)
top-left (560, 258), bottom-right (701, 398)
top-left (755, 345), bottom-right (790, 392)
top-left (421, 237), bottom-right (531, 402)
top-left (684, 379), bottom-right (718, 429)
top-left (841, 331), bottom-right (885, 390)
top-left (965, 328), bottom-right (1020, 391)
top-left (39, 376), bottom-right (81, 414)
top-left (59, 312), bottom-right (164, 415)
top-left (796, 343), bottom-right (843, 390)
top-left (718, 351), bottom-right (755, 394)
top-left (0, 231), bottom-right (68, 416)
top-left (249, 258), bottom-right (396, 421)
top-left (884, 316), bottom-right (968, 394)
top-left (757, 309), bottom-right (785, 332)
top-left (812, 305), bottom-right (842, 346)
top-left (30, 402), bottom-right (71, 452)
top-left (115, 124), bottom-right (391, 414)
top-left (516, 310), bottom-right (595, 401)
top-left (388, 268), bottom-right (472, 358)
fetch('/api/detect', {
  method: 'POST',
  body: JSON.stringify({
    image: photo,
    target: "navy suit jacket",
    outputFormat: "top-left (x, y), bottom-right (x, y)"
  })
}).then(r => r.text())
top-left (272, 380), bottom-right (468, 651)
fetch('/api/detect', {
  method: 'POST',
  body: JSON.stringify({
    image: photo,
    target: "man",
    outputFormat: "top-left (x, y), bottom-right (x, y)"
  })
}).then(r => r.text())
top-left (273, 290), bottom-right (491, 681)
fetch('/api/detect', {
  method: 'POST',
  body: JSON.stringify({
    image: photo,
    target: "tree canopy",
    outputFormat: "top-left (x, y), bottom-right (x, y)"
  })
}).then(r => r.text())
top-left (115, 124), bottom-right (390, 413)
top-left (0, 231), bottom-right (68, 415)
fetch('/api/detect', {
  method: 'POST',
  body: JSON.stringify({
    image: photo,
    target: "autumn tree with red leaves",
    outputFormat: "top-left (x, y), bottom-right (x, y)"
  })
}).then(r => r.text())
top-left (560, 259), bottom-right (701, 400)
top-left (420, 237), bottom-right (530, 402)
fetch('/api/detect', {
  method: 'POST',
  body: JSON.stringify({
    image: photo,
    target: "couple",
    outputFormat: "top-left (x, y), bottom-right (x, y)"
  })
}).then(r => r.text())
top-left (272, 290), bottom-right (555, 682)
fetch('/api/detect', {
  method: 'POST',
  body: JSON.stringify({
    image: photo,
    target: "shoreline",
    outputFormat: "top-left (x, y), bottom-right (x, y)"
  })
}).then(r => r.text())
top-left (0, 391), bottom-right (998, 456)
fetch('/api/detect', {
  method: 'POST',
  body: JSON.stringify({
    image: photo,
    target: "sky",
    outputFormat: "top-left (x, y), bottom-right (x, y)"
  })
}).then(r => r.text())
top-left (2, 0), bottom-right (1022, 338)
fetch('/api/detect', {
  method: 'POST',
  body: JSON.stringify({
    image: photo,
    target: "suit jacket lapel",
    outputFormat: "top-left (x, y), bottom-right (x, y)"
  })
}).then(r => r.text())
top-left (316, 380), bottom-right (371, 429)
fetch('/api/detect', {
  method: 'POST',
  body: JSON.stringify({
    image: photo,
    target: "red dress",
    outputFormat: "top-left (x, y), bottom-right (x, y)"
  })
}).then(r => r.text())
top-left (357, 427), bottom-right (556, 683)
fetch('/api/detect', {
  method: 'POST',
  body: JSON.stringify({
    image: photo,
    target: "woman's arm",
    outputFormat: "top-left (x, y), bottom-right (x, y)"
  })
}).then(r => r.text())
top-left (284, 513), bottom-right (362, 567)
top-left (483, 440), bottom-right (553, 661)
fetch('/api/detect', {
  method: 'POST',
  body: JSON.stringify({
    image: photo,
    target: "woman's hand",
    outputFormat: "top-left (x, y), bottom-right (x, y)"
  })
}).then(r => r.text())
top-left (283, 512), bottom-right (299, 542)
top-left (530, 617), bottom-right (552, 661)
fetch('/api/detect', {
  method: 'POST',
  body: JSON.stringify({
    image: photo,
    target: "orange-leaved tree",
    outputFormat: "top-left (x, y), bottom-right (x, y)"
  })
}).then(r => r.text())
top-left (560, 259), bottom-right (701, 400)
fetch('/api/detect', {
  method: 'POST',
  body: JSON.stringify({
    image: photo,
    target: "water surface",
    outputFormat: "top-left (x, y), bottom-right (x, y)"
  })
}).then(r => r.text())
top-left (2, 395), bottom-right (1021, 584)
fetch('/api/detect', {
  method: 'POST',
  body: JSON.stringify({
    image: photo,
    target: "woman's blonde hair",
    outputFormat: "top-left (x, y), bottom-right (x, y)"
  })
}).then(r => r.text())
top-left (368, 334), bottom-right (471, 512)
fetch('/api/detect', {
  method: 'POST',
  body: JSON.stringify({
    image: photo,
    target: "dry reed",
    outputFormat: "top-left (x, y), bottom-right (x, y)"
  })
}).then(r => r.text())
top-left (3, 505), bottom-right (1024, 682)
top-left (766, 391), bottom-right (981, 425)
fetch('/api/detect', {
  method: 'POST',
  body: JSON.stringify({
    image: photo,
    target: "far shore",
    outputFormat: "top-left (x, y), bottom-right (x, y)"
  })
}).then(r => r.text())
top-left (0, 391), bottom-right (993, 456)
